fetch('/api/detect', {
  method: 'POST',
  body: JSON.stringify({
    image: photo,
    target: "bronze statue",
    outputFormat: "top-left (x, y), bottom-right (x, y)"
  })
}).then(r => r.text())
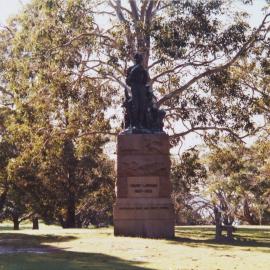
top-left (123, 53), bottom-right (165, 133)
top-left (126, 53), bottom-right (149, 129)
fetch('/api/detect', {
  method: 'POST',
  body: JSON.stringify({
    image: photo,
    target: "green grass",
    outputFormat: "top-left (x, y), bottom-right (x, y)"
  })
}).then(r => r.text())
top-left (0, 223), bottom-right (269, 270)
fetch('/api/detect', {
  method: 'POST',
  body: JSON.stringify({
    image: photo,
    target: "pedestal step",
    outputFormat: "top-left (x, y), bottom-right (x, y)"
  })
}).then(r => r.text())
top-left (113, 198), bottom-right (174, 238)
top-left (114, 219), bottom-right (174, 238)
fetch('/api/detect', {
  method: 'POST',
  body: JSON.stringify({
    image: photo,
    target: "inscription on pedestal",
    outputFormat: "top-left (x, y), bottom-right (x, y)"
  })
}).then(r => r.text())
top-left (128, 176), bottom-right (159, 197)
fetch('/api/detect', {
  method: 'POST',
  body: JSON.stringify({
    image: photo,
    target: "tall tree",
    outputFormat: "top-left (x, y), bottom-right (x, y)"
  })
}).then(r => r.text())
top-left (171, 148), bottom-right (207, 224)
top-left (206, 141), bottom-right (270, 226)
top-left (2, 1), bottom-right (268, 143)
top-left (86, 0), bottom-right (270, 144)
top-left (0, 0), bottom-right (113, 228)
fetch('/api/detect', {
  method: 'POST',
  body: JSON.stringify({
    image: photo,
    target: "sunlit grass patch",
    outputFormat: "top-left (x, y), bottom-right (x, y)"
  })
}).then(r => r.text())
top-left (0, 224), bottom-right (269, 270)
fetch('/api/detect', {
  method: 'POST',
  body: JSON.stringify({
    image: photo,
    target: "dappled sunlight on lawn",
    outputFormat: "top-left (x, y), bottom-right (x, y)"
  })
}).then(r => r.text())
top-left (0, 225), bottom-right (269, 270)
top-left (173, 226), bottom-right (270, 249)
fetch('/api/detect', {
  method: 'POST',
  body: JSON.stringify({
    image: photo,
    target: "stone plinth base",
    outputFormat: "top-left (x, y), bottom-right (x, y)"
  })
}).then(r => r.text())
top-left (113, 133), bottom-right (175, 239)
top-left (114, 198), bottom-right (174, 238)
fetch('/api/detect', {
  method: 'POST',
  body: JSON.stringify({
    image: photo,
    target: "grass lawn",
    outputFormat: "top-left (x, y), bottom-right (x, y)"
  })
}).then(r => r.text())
top-left (0, 223), bottom-right (269, 270)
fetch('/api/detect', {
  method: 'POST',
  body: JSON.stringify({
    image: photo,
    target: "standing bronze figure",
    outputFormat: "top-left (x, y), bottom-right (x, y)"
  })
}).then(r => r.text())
top-left (126, 53), bottom-right (150, 129)
top-left (123, 53), bottom-right (166, 133)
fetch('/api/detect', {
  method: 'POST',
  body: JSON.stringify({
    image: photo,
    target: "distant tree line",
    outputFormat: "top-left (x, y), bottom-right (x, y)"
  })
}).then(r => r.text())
top-left (171, 140), bottom-right (270, 239)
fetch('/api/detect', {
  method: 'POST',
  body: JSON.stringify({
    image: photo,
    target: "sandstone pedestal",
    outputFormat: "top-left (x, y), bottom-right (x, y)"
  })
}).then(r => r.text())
top-left (113, 133), bottom-right (175, 239)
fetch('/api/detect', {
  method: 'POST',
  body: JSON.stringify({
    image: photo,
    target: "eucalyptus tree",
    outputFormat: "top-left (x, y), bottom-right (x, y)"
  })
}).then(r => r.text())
top-left (0, 0), bottom-right (113, 228)
top-left (206, 145), bottom-right (246, 228)
top-left (171, 139), bottom-right (270, 232)
top-left (86, 0), bottom-right (270, 144)
top-left (171, 148), bottom-right (207, 224)
top-left (206, 141), bottom-right (270, 226)
top-left (3, 0), bottom-right (267, 144)
top-left (246, 139), bottom-right (270, 224)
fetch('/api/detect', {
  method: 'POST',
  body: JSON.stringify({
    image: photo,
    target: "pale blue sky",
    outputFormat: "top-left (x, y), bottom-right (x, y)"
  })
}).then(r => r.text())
top-left (0, 0), bottom-right (27, 24)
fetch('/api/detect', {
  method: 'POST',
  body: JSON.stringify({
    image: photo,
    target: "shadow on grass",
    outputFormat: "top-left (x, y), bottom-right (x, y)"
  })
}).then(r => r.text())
top-left (0, 225), bottom-right (33, 231)
top-left (0, 252), bottom-right (154, 270)
top-left (171, 226), bottom-right (270, 251)
top-left (0, 233), bottom-right (77, 248)
top-left (0, 233), bottom-right (154, 270)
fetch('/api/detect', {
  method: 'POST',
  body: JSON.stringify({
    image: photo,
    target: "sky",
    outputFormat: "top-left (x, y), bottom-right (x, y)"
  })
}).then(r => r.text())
top-left (0, 0), bottom-right (268, 155)
top-left (0, 0), bottom-right (27, 24)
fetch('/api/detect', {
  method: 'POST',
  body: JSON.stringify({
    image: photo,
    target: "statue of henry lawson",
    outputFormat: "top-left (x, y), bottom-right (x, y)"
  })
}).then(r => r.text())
top-left (123, 53), bottom-right (166, 133)
top-left (126, 53), bottom-right (150, 129)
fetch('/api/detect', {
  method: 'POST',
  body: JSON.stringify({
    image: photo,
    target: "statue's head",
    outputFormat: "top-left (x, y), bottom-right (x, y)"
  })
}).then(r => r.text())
top-left (134, 52), bottom-right (143, 64)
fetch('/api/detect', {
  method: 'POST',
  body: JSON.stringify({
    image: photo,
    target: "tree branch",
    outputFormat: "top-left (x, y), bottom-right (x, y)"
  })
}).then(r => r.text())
top-left (0, 86), bottom-right (14, 98)
top-left (151, 58), bottom-right (218, 83)
top-left (129, 0), bottom-right (139, 21)
top-left (78, 130), bottom-right (118, 138)
top-left (169, 126), bottom-right (247, 140)
top-left (158, 13), bottom-right (270, 106)
top-left (109, 0), bottom-right (130, 23)
top-left (140, 0), bottom-right (149, 21)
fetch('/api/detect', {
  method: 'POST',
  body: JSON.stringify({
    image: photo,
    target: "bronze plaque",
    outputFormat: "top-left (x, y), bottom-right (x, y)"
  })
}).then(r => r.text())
top-left (127, 176), bottom-right (159, 197)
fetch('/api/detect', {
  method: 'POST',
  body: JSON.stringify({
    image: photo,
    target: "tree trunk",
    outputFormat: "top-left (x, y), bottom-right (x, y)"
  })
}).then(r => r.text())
top-left (243, 199), bottom-right (258, 225)
top-left (214, 207), bottom-right (222, 241)
top-left (76, 213), bottom-right (82, 228)
top-left (58, 215), bottom-right (65, 228)
top-left (215, 224), bottom-right (222, 241)
top-left (65, 194), bottom-right (76, 228)
top-left (32, 216), bottom-right (39, 230)
top-left (227, 227), bottom-right (233, 240)
top-left (62, 139), bottom-right (77, 228)
top-left (13, 215), bottom-right (19, 230)
top-left (0, 190), bottom-right (7, 211)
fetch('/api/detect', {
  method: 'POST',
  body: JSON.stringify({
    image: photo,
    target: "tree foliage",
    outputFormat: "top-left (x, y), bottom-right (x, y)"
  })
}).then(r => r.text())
top-left (88, 0), bottom-right (270, 144)
top-left (206, 141), bottom-right (270, 225)
top-left (0, 0), bottom-right (114, 228)
top-left (171, 148), bottom-right (207, 224)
